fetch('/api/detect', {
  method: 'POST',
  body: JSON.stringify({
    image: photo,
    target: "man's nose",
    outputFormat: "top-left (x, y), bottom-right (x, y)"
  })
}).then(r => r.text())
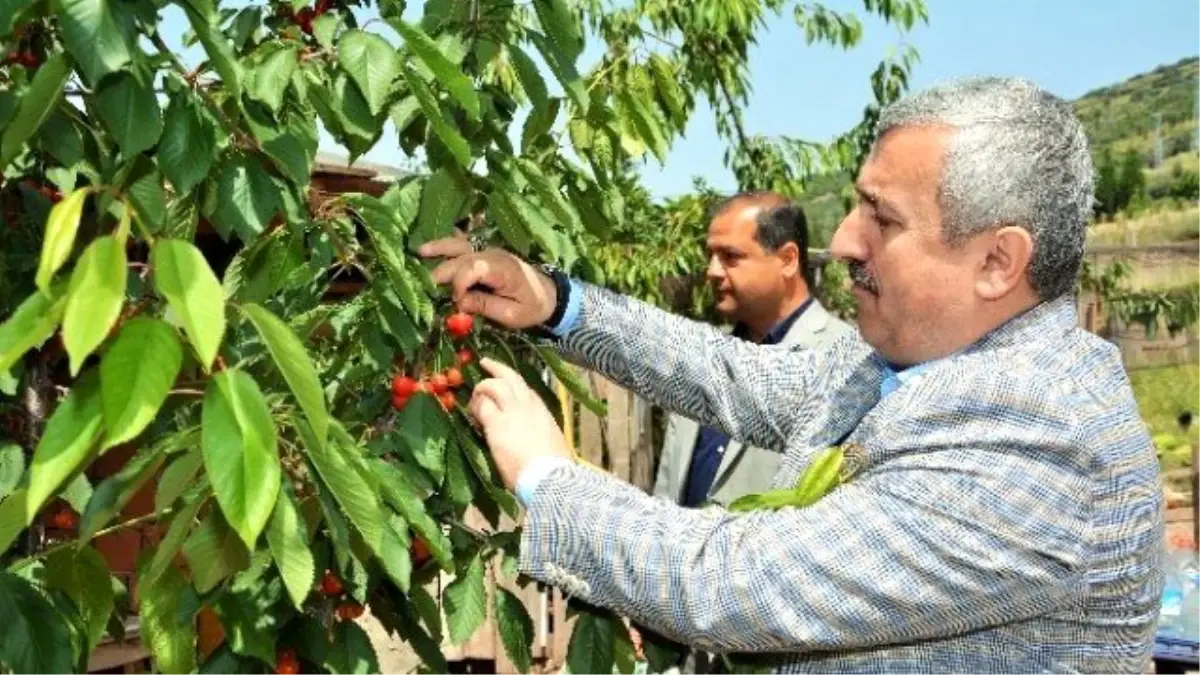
top-left (829, 209), bottom-right (867, 263)
top-left (706, 255), bottom-right (724, 280)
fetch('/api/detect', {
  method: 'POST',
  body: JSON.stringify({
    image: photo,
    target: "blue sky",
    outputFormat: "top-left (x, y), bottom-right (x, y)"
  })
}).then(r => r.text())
top-left (160, 0), bottom-right (1200, 199)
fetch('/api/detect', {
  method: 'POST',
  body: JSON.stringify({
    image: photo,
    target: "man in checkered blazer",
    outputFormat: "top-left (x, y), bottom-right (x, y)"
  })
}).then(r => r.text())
top-left (421, 76), bottom-right (1165, 673)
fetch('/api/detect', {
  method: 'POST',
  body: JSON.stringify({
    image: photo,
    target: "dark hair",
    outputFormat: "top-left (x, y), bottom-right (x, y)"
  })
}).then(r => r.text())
top-left (711, 191), bottom-right (813, 287)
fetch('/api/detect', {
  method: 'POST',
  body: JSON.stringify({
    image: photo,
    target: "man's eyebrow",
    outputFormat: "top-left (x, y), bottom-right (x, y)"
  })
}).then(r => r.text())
top-left (855, 184), bottom-right (898, 214)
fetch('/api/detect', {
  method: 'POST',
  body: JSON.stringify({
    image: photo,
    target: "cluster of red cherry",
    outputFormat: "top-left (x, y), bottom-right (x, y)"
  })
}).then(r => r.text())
top-left (390, 312), bottom-right (475, 412)
top-left (276, 0), bottom-right (335, 35)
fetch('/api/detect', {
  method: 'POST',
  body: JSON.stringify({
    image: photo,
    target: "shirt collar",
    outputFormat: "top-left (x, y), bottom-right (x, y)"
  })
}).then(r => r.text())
top-left (733, 296), bottom-right (815, 345)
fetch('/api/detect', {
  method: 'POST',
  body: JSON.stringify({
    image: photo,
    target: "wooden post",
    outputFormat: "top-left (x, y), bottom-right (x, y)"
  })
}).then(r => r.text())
top-left (1193, 440), bottom-right (1199, 553)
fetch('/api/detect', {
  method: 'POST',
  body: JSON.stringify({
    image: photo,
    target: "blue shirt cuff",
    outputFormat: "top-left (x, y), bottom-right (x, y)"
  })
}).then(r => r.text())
top-left (547, 278), bottom-right (583, 337)
top-left (515, 456), bottom-right (573, 507)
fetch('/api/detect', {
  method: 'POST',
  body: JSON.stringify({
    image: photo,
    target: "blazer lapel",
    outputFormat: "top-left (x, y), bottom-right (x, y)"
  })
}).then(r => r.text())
top-left (709, 302), bottom-right (832, 490)
top-left (664, 416), bottom-right (701, 503)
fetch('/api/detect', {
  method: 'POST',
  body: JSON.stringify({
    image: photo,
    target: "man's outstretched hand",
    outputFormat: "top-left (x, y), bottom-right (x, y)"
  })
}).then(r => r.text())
top-left (468, 357), bottom-right (571, 490)
top-left (419, 234), bottom-right (558, 330)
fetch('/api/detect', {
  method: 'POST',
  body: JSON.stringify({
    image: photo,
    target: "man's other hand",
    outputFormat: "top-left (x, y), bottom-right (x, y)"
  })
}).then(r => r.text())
top-left (468, 357), bottom-right (571, 490)
top-left (419, 234), bottom-right (558, 330)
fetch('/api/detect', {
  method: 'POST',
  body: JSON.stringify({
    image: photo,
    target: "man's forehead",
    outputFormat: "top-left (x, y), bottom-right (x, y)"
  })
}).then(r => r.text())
top-left (858, 126), bottom-right (951, 194)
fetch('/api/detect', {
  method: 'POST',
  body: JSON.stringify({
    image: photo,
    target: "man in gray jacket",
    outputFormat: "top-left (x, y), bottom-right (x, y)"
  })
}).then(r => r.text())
top-left (653, 192), bottom-right (853, 509)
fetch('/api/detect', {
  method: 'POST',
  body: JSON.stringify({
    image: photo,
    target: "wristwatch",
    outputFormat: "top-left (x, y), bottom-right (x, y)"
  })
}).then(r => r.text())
top-left (536, 263), bottom-right (571, 336)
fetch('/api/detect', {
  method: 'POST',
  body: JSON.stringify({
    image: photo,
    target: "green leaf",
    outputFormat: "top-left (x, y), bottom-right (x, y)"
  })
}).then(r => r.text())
top-left (330, 72), bottom-right (384, 160)
top-left (244, 104), bottom-right (315, 187)
top-left (151, 238), bottom-right (226, 371)
top-left (35, 186), bottom-right (91, 293)
top-left (61, 235), bottom-right (127, 376)
top-left (137, 563), bottom-right (198, 673)
top-left (617, 87), bottom-right (668, 162)
top-left (410, 167), bottom-right (468, 252)
top-left (0, 53), bottom-right (72, 173)
top-left (211, 155), bottom-right (282, 242)
top-left (325, 621), bottom-right (380, 674)
top-left (567, 609), bottom-right (617, 675)
top-left (144, 496), bottom-right (205, 585)
top-left (202, 369), bottom-right (280, 550)
top-left (155, 446), bottom-right (203, 512)
top-left (337, 30), bottom-right (400, 116)
top-left (488, 192), bottom-right (532, 256)
top-left (443, 553), bottom-right (487, 645)
top-left (0, 570), bottom-right (77, 674)
top-left (495, 588), bottom-right (534, 673)
top-left (312, 12), bottom-right (339, 48)
top-left (0, 489), bottom-right (30, 554)
top-left (508, 43), bottom-right (548, 112)
top-left (159, 91), bottom-right (220, 194)
top-left (378, 513), bottom-right (412, 592)
top-left (0, 285), bottom-right (68, 374)
top-left (536, 346), bottom-right (605, 415)
top-left (44, 546), bottom-right (115, 652)
top-left (0, 445), bottom-right (23, 501)
top-left (515, 158), bottom-right (581, 231)
top-left (182, 1), bottom-right (242, 101)
top-left (390, 19), bottom-right (480, 120)
top-left (240, 303), bottom-right (327, 441)
top-left (508, 191), bottom-right (564, 263)
top-left (444, 443), bottom-right (472, 508)
top-left (296, 420), bottom-right (384, 553)
top-left (400, 65), bottom-right (472, 168)
top-left (56, 0), bottom-right (132, 86)
top-left (246, 45), bottom-right (299, 113)
top-left (79, 443), bottom-right (168, 540)
top-left (125, 157), bottom-right (169, 233)
top-left (60, 472), bottom-right (92, 514)
top-left (182, 508), bottom-right (251, 594)
top-left (648, 54), bottom-right (687, 128)
top-left (95, 70), bottom-right (163, 157)
top-left (396, 394), bottom-right (448, 485)
top-left (371, 460), bottom-right (453, 571)
top-left (528, 31), bottom-right (588, 114)
top-left (26, 370), bottom-right (104, 521)
top-left (99, 318), bottom-right (182, 449)
top-left (213, 553), bottom-right (289, 665)
top-left (266, 484), bottom-right (315, 610)
top-left (1, 0), bottom-right (37, 37)
top-left (532, 0), bottom-right (583, 62)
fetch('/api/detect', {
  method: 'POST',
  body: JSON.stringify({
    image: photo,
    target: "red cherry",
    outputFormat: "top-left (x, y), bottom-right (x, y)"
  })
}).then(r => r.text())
top-left (445, 312), bottom-right (474, 339)
top-left (438, 391), bottom-right (455, 411)
top-left (410, 537), bottom-right (431, 566)
top-left (276, 658), bottom-right (300, 675)
top-left (51, 508), bottom-right (77, 530)
top-left (392, 375), bottom-right (418, 397)
top-left (19, 51), bottom-right (37, 68)
top-left (320, 569), bottom-right (344, 596)
top-left (391, 393), bottom-right (410, 411)
top-left (429, 373), bottom-right (449, 395)
top-left (335, 600), bottom-right (364, 621)
top-left (4, 51), bottom-right (19, 65)
top-left (456, 349), bottom-right (473, 365)
top-left (314, 0), bottom-right (332, 13)
top-left (445, 368), bottom-right (464, 388)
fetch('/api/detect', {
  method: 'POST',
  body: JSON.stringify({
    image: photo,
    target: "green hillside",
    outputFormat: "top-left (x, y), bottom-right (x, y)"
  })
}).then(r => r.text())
top-left (800, 56), bottom-right (1200, 246)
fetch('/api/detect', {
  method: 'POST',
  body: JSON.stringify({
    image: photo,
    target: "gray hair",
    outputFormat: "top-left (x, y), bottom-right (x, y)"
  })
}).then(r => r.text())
top-left (875, 76), bottom-right (1094, 299)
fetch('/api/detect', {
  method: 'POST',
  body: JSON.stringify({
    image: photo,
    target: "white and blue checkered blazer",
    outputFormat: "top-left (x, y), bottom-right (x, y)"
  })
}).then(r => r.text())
top-left (518, 282), bottom-right (1165, 674)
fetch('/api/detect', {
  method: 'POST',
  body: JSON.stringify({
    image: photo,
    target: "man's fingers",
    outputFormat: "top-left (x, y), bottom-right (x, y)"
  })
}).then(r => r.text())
top-left (456, 292), bottom-right (515, 324)
top-left (478, 357), bottom-right (529, 393)
top-left (468, 389), bottom-right (503, 428)
top-left (418, 234), bottom-right (473, 259)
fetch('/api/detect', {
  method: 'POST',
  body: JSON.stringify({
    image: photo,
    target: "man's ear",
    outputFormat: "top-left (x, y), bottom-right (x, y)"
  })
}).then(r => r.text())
top-left (777, 241), bottom-right (801, 278)
top-left (975, 226), bottom-right (1033, 300)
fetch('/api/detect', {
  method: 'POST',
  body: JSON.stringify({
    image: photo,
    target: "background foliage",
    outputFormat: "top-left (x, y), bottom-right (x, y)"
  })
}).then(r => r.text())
top-left (0, 0), bottom-right (927, 673)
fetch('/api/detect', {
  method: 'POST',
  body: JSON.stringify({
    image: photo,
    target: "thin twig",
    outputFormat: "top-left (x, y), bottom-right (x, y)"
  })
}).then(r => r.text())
top-left (10, 508), bottom-right (175, 572)
top-left (170, 388), bottom-right (206, 396)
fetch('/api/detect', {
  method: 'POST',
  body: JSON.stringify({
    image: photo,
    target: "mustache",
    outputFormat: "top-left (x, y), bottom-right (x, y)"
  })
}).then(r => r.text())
top-left (847, 261), bottom-right (879, 294)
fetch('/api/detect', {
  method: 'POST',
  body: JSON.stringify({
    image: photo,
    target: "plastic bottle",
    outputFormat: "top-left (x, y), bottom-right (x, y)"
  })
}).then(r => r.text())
top-left (1160, 549), bottom-right (1200, 639)
top-left (1179, 551), bottom-right (1200, 640)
